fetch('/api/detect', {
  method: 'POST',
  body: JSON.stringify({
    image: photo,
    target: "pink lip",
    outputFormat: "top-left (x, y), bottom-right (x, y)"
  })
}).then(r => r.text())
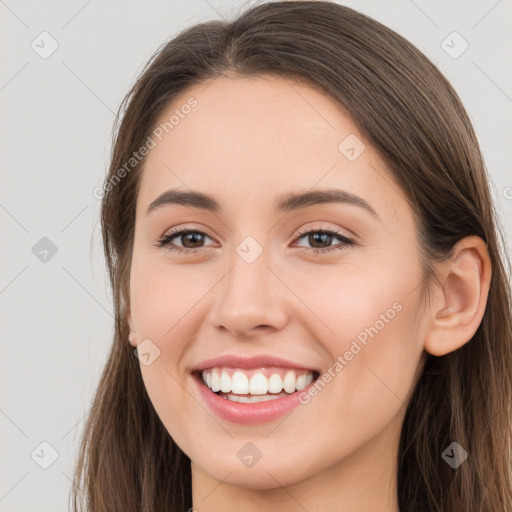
top-left (192, 354), bottom-right (320, 372)
top-left (192, 373), bottom-right (317, 424)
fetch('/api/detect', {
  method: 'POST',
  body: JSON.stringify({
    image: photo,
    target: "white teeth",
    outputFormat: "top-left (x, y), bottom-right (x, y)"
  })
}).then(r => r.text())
top-left (220, 372), bottom-right (231, 393)
top-left (268, 373), bottom-right (283, 393)
top-left (296, 374), bottom-right (306, 390)
top-left (201, 368), bottom-right (315, 396)
top-left (283, 371), bottom-right (296, 393)
top-left (231, 371), bottom-right (249, 394)
top-left (211, 371), bottom-right (221, 392)
top-left (296, 373), bottom-right (313, 390)
top-left (249, 373), bottom-right (268, 395)
top-left (224, 392), bottom-right (289, 403)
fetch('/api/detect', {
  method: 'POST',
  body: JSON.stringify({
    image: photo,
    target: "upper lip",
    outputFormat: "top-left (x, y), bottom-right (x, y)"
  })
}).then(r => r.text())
top-left (192, 354), bottom-right (320, 374)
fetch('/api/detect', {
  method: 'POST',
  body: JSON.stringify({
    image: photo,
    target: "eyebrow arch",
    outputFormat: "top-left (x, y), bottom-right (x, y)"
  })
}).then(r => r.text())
top-left (145, 188), bottom-right (379, 219)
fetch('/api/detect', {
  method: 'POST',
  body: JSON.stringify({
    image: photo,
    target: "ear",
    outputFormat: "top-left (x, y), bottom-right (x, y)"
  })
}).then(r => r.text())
top-left (127, 308), bottom-right (137, 347)
top-left (423, 236), bottom-right (492, 356)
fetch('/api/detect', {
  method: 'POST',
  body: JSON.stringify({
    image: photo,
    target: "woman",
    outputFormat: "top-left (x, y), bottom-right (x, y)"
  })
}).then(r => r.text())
top-left (71, 1), bottom-right (512, 511)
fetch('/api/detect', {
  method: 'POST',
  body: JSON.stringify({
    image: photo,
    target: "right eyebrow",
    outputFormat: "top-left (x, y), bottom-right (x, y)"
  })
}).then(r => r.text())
top-left (145, 187), bottom-right (380, 221)
top-left (146, 189), bottom-right (220, 216)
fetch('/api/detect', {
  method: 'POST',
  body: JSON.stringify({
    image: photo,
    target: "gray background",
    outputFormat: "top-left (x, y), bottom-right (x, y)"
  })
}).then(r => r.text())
top-left (1, 0), bottom-right (511, 510)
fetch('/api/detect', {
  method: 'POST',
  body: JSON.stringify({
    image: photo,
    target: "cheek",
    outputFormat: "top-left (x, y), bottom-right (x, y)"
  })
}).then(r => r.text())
top-left (129, 261), bottom-right (199, 410)
top-left (127, 248), bottom-right (426, 482)
top-left (297, 262), bottom-right (423, 410)
top-left (130, 258), bottom-right (206, 339)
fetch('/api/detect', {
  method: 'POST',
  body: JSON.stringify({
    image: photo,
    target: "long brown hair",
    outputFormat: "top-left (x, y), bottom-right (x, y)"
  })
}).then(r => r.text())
top-left (70, 2), bottom-right (512, 510)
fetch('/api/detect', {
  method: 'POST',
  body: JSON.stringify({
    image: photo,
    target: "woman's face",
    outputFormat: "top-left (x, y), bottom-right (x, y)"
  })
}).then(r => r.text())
top-left (127, 74), bottom-right (428, 489)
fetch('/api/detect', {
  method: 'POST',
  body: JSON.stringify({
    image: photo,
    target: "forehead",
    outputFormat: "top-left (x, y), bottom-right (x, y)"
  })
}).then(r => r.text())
top-left (145, 74), bottom-right (357, 169)
top-left (136, 74), bottom-right (407, 224)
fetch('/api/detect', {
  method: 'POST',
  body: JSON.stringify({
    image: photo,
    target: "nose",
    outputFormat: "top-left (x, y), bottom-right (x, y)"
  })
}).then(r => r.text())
top-left (209, 247), bottom-right (289, 339)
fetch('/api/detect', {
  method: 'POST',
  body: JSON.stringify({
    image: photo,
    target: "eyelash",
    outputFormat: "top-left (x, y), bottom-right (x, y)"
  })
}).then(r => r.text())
top-left (156, 225), bottom-right (355, 255)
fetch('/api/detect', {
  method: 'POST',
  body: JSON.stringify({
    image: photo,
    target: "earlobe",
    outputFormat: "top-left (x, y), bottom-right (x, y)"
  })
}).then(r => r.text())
top-left (423, 236), bottom-right (492, 357)
top-left (127, 309), bottom-right (137, 347)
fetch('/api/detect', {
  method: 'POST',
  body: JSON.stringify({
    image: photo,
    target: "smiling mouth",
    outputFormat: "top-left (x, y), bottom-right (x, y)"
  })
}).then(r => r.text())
top-left (193, 367), bottom-right (321, 403)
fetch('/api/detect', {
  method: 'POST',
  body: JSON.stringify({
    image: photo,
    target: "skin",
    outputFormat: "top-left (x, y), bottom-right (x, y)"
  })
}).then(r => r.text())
top-left (126, 74), bottom-right (491, 512)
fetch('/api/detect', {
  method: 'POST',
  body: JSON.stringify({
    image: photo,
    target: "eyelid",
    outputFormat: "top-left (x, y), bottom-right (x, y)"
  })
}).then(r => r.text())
top-left (293, 222), bottom-right (355, 240)
top-left (156, 222), bottom-right (356, 256)
top-left (159, 222), bottom-right (354, 244)
top-left (160, 223), bottom-right (217, 241)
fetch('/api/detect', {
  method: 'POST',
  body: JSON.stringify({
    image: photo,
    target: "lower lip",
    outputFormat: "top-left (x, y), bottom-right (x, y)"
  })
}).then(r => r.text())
top-left (193, 373), bottom-right (316, 424)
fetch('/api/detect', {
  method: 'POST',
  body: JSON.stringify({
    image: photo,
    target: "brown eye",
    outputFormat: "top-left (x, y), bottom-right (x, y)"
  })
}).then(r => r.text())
top-left (156, 227), bottom-right (355, 255)
top-left (177, 231), bottom-right (206, 249)
top-left (293, 228), bottom-right (354, 254)
top-left (157, 229), bottom-right (215, 253)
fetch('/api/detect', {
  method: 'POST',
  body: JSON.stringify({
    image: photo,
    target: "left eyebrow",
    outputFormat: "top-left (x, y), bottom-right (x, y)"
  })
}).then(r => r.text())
top-left (275, 189), bottom-right (379, 219)
top-left (145, 188), bottom-right (379, 220)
